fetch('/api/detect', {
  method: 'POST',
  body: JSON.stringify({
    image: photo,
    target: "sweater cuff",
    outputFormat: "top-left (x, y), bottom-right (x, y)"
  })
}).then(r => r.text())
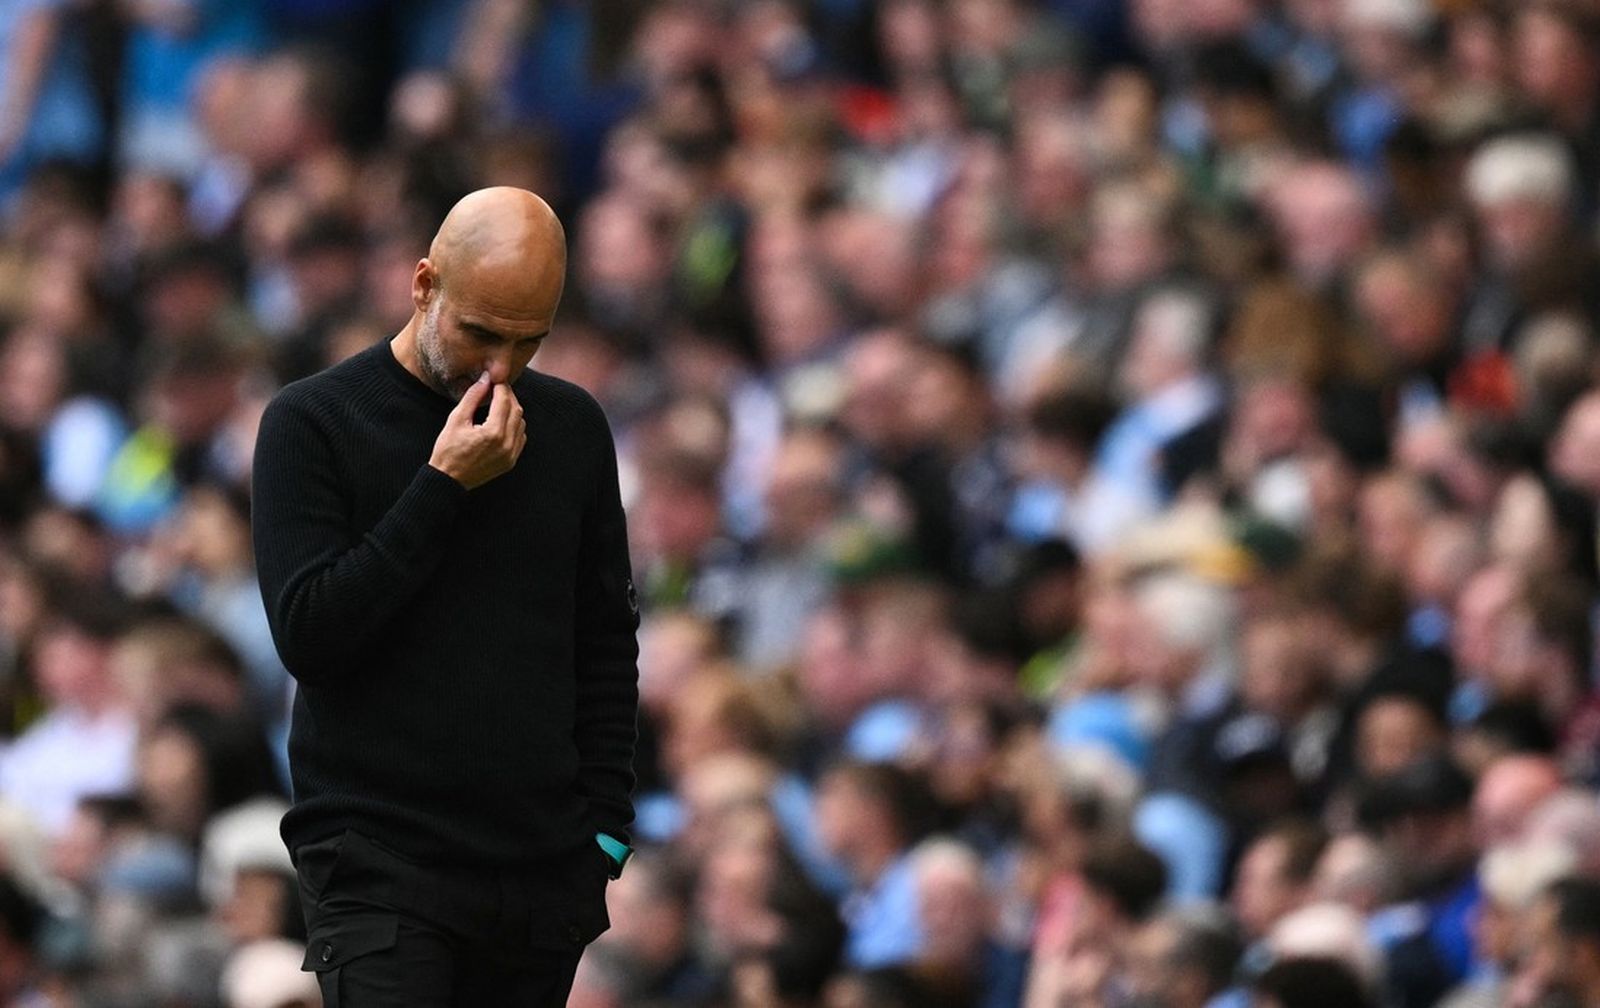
top-left (419, 462), bottom-right (472, 497)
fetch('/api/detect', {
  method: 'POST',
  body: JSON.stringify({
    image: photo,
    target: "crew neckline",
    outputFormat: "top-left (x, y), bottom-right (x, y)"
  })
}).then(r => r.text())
top-left (375, 336), bottom-right (455, 410)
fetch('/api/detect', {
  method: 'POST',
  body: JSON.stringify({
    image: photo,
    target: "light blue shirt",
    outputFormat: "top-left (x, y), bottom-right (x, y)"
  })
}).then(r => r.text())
top-left (841, 851), bottom-right (925, 969)
top-left (0, 0), bottom-right (102, 199)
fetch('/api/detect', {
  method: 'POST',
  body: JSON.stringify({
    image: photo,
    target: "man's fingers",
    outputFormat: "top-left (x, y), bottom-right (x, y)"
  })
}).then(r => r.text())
top-left (504, 411), bottom-right (526, 455)
top-left (485, 382), bottom-right (513, 431)
top-left (450, 372), bottom-right (491, 425)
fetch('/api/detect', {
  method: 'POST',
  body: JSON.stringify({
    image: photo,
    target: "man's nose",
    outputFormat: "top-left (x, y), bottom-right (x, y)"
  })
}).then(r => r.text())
top-left (483, 349), bottom-right (514, 384)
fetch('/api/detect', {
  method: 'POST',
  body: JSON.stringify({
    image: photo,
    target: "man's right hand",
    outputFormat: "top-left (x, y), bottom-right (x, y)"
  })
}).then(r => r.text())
top-left (429, 373), bottom-right (528, 489)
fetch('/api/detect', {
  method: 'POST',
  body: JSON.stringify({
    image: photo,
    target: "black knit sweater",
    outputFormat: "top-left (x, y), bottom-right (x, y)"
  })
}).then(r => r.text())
top-left (250, 338), bottom-right (639, 867)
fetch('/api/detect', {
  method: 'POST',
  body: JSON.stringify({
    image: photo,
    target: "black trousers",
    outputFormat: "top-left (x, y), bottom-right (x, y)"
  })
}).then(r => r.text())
top-left (293, 827), bottom-right (612, 1006)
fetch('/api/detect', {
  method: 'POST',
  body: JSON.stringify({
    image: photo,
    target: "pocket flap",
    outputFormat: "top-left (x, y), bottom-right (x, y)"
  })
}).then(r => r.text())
top-left (301, 913), bottom-right (399, 972)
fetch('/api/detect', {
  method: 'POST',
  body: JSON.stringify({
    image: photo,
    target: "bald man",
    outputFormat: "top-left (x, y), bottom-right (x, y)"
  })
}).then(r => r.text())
top-left (1474, 755), bottom-right (1563, 847)
top-left (252, 188), bottom-right (640, 1005)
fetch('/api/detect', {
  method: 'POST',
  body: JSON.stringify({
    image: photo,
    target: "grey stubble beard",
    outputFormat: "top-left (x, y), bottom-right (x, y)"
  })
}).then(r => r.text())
top-left (416, 299), bottom-right (465, 400)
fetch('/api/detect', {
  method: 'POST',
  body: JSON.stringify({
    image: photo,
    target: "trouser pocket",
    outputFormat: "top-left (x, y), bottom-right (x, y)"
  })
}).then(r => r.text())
top-left (301, 912), bottom-right (400, 1008)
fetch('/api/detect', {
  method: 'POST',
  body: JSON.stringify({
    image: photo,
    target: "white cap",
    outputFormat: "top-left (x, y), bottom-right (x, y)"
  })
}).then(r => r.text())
top-left (1345, 0), bottom-right (1435, 37)
top-left (199, 796), bottom-right (295, 908)
top-left (1466, 134), bottom-right (1576, 209)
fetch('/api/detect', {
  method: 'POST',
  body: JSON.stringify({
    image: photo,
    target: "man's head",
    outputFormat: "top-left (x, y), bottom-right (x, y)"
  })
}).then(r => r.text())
top-left (1521, 878), bottom-right (1600, 1006)
top-left (407, 187), bottom-right (566, 399)
top-left (1231, 820), bottom-right (1327, 940)
top-left (1311, 832), bottom-right (1395, 917)
top-left (1474, 754), bottom-right (1564, 846)
top-left (1551, 392), bottom-right (1600, 499)
top-left (1264, 161), bottom-right (1376, 289)
top-left (910, 838), bottom-right (989, 968)
top-left (1464, 134), bottom-right (1574, 274)
top-left (1477, 840), bottom-right (1574, 970)
top-left (813, 761), bottom-right (930, 881)
top-left (1124, 904), bottom-right (1243, 1008)
top-left (1078, 836), bottom-right (1170, 936)
top-left (1359, 754), bottom-right (1477, 896)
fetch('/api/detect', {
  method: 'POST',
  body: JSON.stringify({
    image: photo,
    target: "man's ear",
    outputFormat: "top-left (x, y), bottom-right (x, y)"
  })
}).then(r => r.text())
top-left (413, 258), bottom-right (437, 311)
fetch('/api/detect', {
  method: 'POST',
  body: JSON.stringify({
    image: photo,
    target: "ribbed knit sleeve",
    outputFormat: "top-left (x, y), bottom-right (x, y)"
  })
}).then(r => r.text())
top-left (571, 400), bottom-right (641, 845)
top-left (251, 392), bottom-right (467, 684)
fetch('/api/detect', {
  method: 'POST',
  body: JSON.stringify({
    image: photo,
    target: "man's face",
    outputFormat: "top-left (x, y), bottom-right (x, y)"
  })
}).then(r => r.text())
top-left (414, 277), bottom-right (552, 400)
top-left (813, 775), bottom-right (866, 860)
top-left (1519, 896), bottom-right (1571, 999)
top-left (1123, 919), bottom-right (1185, 1007)
top-left (1232, 837), bottom-right (1297, 939)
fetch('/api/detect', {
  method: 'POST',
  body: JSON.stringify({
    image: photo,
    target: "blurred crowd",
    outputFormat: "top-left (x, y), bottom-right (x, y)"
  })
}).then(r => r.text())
top-left (4, 0), bottom-right (1600, 1006)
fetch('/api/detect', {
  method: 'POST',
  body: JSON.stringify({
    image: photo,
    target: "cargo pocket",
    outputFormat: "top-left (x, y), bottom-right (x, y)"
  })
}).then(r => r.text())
top-left (301, 912), bottom-right (399, 1008)
top-left (293, 829), bottom-right (351, 905)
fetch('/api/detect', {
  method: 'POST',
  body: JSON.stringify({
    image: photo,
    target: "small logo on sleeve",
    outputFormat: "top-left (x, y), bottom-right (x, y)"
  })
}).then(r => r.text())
top-left (625, 578), bottom-right (639, 615)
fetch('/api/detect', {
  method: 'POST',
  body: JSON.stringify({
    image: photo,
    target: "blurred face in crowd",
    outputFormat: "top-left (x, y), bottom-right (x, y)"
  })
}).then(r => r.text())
top-left (1477, 889), bottom-right (1523, 970)
top-left (1514, 890), bottom-right (1600, 1006)
top-left (797, 607), bottom-right (872, 728)
top-left (636, 465), bottom-right (721, 564)
top-left (25, 256), bottom-right (98, 336)
top-left (1312, 834), bottom-right (1390, 916)
top-left (1449, 9), bottom-right (1506, 88)
top-left (1088, 183), bottom-right (1173, 294)
top-left (677, 753), bottom-right (776, 861)
top-left (51, 805), bottom-right (114, 888)
top-left (1232, 835), bottom-right (1309, 940)
top-left (1515, 8), bottom-right (1600, 124)
top-left (1240, 617), bottom-right (1318, 724)
top-left (1480, 601), bottom-right (1580, 717)
top-left (1267, 163), bottom-right (1374, 288)
top-left (921, 701), bottom-right (1001, 807)
top-left (841, 329), bottom-right (919, 450)
top-left (815, 771), bottom-right (897, 876)
top-left (695, 815), bottom-right (785, 958)
top-left (0, 327), bottom-right (65, 434)
top-left (244, 54), bottom-right (329, 171)
top-left (1474, 756), bottom-right (1563, 847)
top-left (33, 623), bottom-right (114, 711)
top-left (1551, 393), bottom-right (1600, 498)
top-left (762, 430), bottom-right (842, 547)
top-left (1131, 0), bottom-right (1189, 53)
top-left (637, 612), bottom-right (718, 712)
top-left (1356, 473), bottom-right (1429, 576)
top-left (1355, 696), bottom-right (1442, 778)
top-left (662, 676), bottom-right (760, 781)
top-left (1384, 806), bottom-right (1478, 897)
top-left (1013, 115), bottom-right (1091, 235)
top-left (1353, 254), bottom-right (1451, 367)
top-left (137, 725), bottom-right (208, 840)
top-left (1488, 474), bottom-right (1563, 576)
top-left (1119, 291), bottom-right (1207, 401)
top-left (577, 195), bottom-right (669, 301)
top-left (753, 265), bottom-right (841, 365)
top-left (878, 0), bottom-right (942, 76)
top-left (1451, 564), bottom-right (1520, 677)
top-left (1406, 515), bottom-right (1481, 609)
top-left (601, 857), bottom-right (689, 971)
top-left (1286, 0), bottom-right (1341, 36)
top-left (110, 172), bottom-right (189, 254)
top-left (217, 868), bottom-right (293, 945)
top-left (1124, 917), bottom-right (1217, 1008)
top-left (171, 487), bottom-right (252, 579)
top-left (1477, 194), bottom-right (1565, 275)
top-left (914, 847), bottom-right (989, 968)
top-left (817, 211), bottom-right (921, 322)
